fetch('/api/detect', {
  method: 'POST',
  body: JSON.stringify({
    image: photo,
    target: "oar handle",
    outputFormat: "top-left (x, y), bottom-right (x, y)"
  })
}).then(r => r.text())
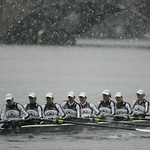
top-left (0, 120), bottom-right (12, 124)
top-left (113, 114), bottom-right (150, 121)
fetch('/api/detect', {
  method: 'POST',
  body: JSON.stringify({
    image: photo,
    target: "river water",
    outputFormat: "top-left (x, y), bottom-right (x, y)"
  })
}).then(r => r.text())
top-left (0, 39), bottom-right (150, 150)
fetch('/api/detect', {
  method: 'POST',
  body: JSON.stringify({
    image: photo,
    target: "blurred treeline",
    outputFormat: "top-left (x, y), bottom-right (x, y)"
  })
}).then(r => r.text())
top-left (0, 0), bottom-right (150, 39)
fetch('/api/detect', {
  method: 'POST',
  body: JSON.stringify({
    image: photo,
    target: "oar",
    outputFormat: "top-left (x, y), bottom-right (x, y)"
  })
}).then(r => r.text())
top-left (0, 119), bottom-right (23, 129)
top-left (0, 120), bottom-right (13, 124)
top-left (0, 118), bottom-right (41, 129)
top-left (136, 128), bottom-right (150, 132)
top-left (30, 117), bottom-right (105, 124)
top-left (18, 117), bottom-right (150, 130)
top-left (108, 120), bottom-right (150, 127)
top-left (38, 118), bottom-right (137, 130)
top-left (0, 120), bottom-right (6, 124)
top-left (28, 117), bottom-right (108, 126)
top-left (113, 115), bottom-right (150, 121)
top-left (64, 119), bottom-right (150, 131)
top-left (81, 117), bottom-right (150, 128)
top-left (57, 119), bottom-right (138, 131)
top-left (35, 118), bottom-right (150, 131)
top-left (31, 117), bottom-right (150, 127)
top-left (63, 117), bottom-right (107, 123)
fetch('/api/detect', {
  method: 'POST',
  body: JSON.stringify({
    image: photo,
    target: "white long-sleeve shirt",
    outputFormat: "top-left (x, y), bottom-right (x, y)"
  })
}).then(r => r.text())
top-left (61, 100), bottom-right (80, 118)
top-left (97, 99), bottom-right (115, 115)
top-left (131, 99), bottom-right (149, 114)
top-left (42, 103), bottom-right (65, 118)
top-left (24, 103), bottom-right (42, 118)
top-left (80, 101), bottom-right (100, 118)
top-left (1, 102), bottom-right (29, 120)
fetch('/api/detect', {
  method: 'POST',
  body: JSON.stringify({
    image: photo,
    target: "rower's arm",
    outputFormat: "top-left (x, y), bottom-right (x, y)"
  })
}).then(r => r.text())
top-left (76, 104), bottom-right (80, 118)
top-left (37, 106), bottom-right (43, 118)
top-left (89, 103), bottom-right (100, 115)
top-left (55, 104), bottom-right (65, 118)
top-left (41, 105), bottom-right (45, 117)
top-left (110, 101), bottom-right (115, 115)
top-left (17, 104), bottom-right (29, 119)
top-left (23, 104), bottom-right (27, 109)
top-left (125, 103), bottom-right (132, 114)
top-left (1, 105), bottom-right (6, 120)
top-left (145, 101), bottom-right (149, 113)
top-left (60, 101), bottom-right (66, 109)
top-left (131, 100), bottom-right (136, 109)
top-left (96, 102), bottom-right (100, 109)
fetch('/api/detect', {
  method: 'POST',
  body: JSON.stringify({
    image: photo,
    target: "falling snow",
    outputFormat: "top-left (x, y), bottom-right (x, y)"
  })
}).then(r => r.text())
top-left (0, 0), bottom-right (150, 45)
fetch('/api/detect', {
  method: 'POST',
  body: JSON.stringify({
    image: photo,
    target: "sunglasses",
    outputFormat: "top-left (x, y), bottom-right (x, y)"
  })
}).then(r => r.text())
top-left (46, 97), bottom-right (53, 99)
top-left (29, 97), bottom-right (34, 99)
top-left (79, 96), bottom-right (85, 98)
top-left (68, 96), bottom-right (74, 99)
top-left (6, 100), bottom-right (12, 102)
top-left (103, 94), bottom-right (109, 96)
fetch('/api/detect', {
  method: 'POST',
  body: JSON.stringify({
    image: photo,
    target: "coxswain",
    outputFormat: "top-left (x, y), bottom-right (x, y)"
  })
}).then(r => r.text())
top-left (131, 89), bottom-right (149, 117)
top-left (24, 92), bottom-right (42, 118)
top-left (42, 93), bottom-right (65, 119)
top-left (79, 92), bottom-right (100, 118)
top-left (96, 89), bottom-right (115, 117)
top-left (1, 93), bottom-right (29, 121)
top-left (115, 92), bottom-right (132, 116)
top-left (61, 91), bottom-right (80, 118)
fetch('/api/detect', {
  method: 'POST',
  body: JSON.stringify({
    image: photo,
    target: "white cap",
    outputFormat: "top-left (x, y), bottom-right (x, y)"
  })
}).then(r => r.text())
top-left (68, 91), bottom-right (75, 98)
top-left (79, 92), bottom-right (87, 98)
top-left (46, 93), bottom-right (53, 98)
top-left (28, 92), bottom-right (36, 98)
top-left (115, 92), bottom-right (122, 98)
top-left (102, 89), bottom-right (111, 96)
top-left (136, 89), bottom-right (145, 95)
top-left (5, 93), bottom-right (13, 100)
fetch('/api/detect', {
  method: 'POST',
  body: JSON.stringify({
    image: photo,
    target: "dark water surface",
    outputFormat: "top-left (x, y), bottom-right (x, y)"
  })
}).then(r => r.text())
top-left (0, 128), bottom-right (150, 150)
top-left (0, 39), bottom-right (150, 149)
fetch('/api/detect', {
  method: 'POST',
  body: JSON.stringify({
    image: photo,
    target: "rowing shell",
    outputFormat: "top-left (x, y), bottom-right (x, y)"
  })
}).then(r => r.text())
top-left (1, 117), bottom-right (150, 134)
top-left (21, 123), bottom-right (73, 128)
top-left (0, 121), bottom-right (119, 134)
top-left (0, 123), bottom-right (76, 134)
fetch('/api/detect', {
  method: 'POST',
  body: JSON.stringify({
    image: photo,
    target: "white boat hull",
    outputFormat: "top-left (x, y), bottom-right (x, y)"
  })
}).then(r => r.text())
top-left (136, 128), bottom-right (150, 132)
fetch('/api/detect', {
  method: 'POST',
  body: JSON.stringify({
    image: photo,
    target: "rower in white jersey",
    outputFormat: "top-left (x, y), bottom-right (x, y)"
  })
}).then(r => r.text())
top-left (61, 91), bottom-right (80, 118)
top-left (1, 93), bottom-right (29, 121)
top-left (42, 93), bottom-right (65, 119)
top-left (131, 89), bottom-right (149, 117)
top-left (24, 92), bottom-right (42, 118)
top-left (115, 92), bottom-right (132, 116)
top-left (79, 92), bottom-right (100, 118)
top-left (96, 89), bottom-right (115, 117)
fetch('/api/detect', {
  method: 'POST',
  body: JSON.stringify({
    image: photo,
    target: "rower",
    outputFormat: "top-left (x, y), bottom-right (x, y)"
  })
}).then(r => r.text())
top-left (42, 93), bottom-right (65, 119)
top-left (24, 92), bottom-right (42, 118)
top-left (115, 92), bottom-right (132, 116)
top-left (131, 89), bottom-right (149, 117)
top-left (79, 92), bottom-right (100, 118)
top-left (96, 89), bottom-right (115, 117)
top-left (61, 91), bottom-right (80, 118)
top-left (1, 93), bottom-right (29, 121)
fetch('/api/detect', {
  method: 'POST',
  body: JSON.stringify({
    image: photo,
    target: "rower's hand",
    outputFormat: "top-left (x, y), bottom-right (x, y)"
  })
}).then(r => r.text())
top-left (67, 114), bottom-right (72, 118)
top-left (90, 115), bottom-right (94, 118)
top-left (100, 113), bottom-right (105, 117)
top-left (4, 119), bottom-right (8, 122)
top-left (133, 112), bottom-right (137, 116)
top-left (17, 118), bottom-right (23, 121)
top-left (56, 116), bottom-right (61, 119)
top-left (100, 113), bottom-right (106, 119)
top-left (110, 114), bottom-right (114, 117)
